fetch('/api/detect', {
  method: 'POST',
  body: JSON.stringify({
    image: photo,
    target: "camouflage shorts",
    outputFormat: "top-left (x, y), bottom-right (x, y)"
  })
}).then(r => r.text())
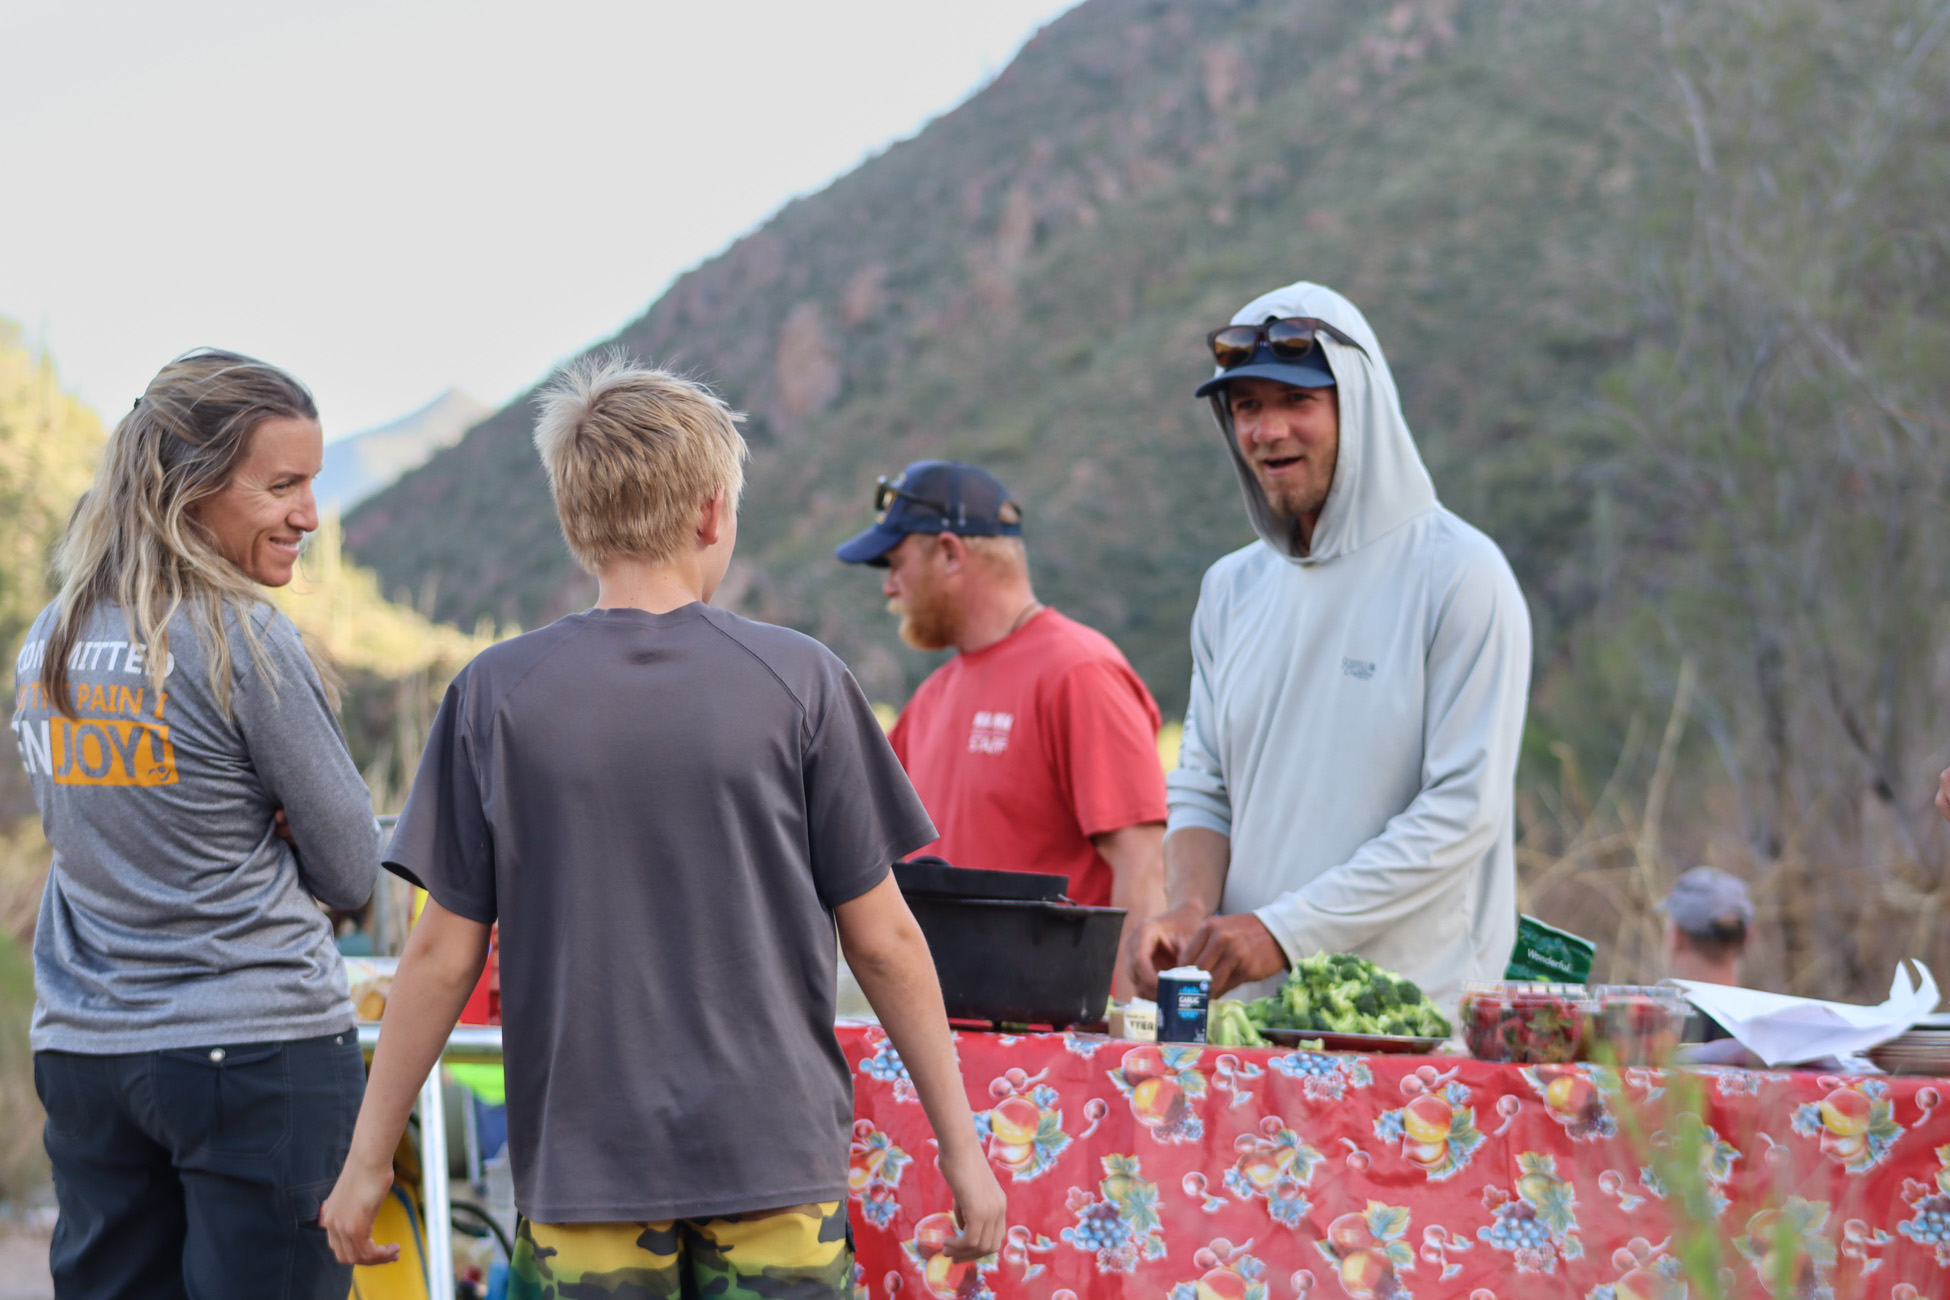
top-left (508, 1200), bottom-right (853, 1300)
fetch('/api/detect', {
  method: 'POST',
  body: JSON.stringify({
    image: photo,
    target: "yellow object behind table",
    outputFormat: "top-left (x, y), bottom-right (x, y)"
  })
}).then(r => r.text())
top-left (349, 1132), bottom-right (430, 1300)
top-left (348, 1188), bottom-right (429, 1299)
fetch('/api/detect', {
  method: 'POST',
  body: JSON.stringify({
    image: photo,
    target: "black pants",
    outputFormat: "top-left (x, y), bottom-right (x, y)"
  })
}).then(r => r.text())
top-left (34, 1032), bottom-right (365, 1300)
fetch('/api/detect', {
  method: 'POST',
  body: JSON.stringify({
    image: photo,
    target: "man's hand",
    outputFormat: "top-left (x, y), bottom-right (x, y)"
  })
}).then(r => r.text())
top-left (319, 1153), bottom-right (398, 1266)
top-left (1093, 823), bottom-right (1166, 1003)
top-left (1128, 903), bottom-right (1206, 1000)
top-left (273, 809), bottom-right (294, 844)
top-left (1184, 912), bottom-right (1288, 998)
top-left (1936, 766), bottom-right (1950, 823)
top-left (937, 1143), bottom-right (1008, 1261)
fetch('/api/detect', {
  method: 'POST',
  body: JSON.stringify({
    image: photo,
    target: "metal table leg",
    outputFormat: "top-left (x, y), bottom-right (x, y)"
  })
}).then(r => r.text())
top-left (419, 1069), bottom-right (455, 1300)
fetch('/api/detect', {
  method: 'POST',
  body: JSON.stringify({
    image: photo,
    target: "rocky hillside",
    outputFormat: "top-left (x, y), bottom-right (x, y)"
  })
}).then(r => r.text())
top-left (345, 0), bottom-right (1661, 710)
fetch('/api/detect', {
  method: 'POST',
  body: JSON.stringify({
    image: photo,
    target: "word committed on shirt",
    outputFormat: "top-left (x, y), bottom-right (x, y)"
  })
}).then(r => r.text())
top-left (11, 638), bottom-right (179, 787)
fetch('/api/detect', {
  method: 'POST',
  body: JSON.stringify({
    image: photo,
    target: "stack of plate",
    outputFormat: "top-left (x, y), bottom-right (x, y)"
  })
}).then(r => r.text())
top-left (1868, 1013), bottom-right (1950, 1077)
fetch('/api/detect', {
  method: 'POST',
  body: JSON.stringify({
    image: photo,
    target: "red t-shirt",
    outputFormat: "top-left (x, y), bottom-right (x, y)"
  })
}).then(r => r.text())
top-left (889, 608), bottom-right (1168, 905)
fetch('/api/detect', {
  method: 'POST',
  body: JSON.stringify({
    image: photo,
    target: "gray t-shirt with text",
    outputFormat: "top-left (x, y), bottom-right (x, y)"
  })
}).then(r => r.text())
top-left (11, 600), bottom-right (380, 1053)
top-left (386, 604), bottom-right (934, 1224)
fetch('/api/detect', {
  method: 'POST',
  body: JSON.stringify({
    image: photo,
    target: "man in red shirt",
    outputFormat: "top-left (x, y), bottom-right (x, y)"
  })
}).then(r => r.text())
top-left (838, 460), bottom-right (1167, 999)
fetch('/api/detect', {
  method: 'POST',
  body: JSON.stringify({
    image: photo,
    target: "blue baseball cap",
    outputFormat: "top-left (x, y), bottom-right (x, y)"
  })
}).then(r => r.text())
top-left (835, 460), bottom-right (1023, 567)
top-left (1194, 320), bottom-right (1339, 399)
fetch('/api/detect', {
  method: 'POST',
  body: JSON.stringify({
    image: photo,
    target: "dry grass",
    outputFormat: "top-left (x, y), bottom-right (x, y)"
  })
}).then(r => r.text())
top-left (0, 822), bottom-right (46, 1205)
top-left (1515, 675), bottom-right (1950, 1002)
top-left (0, 823), bottom-right (45, 944)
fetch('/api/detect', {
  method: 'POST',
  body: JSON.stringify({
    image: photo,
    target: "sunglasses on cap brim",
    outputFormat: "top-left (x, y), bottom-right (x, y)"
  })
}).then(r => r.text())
top-left (874, 476), bottom-right (942, 519)
top-left (1206, 316), bottom-right (1368, 371)
top-left (873, 477), bottom-right (1024, 528)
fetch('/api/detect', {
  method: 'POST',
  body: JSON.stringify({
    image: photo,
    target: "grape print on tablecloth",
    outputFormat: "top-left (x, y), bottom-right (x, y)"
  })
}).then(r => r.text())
top-left (1060, 1154), bottom-right (1168, 1274)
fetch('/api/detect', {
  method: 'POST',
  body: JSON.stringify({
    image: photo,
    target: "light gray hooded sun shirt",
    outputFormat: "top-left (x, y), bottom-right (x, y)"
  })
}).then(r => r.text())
top-left (1167, 281), bottom-right (1531, 1014)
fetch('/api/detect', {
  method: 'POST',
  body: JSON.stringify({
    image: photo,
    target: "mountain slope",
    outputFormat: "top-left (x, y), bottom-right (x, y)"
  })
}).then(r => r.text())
top-left (316, 388), bottom-right (490, 514)
top-left (346, 0), bottom-right (1661, 710)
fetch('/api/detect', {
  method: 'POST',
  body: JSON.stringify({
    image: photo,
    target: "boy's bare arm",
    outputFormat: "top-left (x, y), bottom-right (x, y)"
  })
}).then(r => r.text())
top-left (837, 875), bottom-right (1007, 1261)
top-left (320, 897), bottom-right (491, 1266)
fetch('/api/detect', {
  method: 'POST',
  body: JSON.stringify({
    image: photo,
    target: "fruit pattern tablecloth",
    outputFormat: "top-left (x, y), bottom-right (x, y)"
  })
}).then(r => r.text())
top-left (836, 1022), bottom-right (1950, 1300)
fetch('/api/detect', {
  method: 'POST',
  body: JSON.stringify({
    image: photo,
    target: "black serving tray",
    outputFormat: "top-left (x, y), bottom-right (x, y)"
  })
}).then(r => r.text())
top-left (893, 856), bottom-right (1067, 903)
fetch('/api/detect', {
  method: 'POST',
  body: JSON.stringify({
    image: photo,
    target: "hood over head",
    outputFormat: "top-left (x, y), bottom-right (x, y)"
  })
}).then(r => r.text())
top-left (1202, 281), bottom-right (1438, 563)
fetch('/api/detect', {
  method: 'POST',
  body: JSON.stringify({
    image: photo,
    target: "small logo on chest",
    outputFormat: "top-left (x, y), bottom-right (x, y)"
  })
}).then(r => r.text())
top-left (1342, 657), bottom-right (1377, 681)
top-left (968, 711), bottom-right (1015, 754)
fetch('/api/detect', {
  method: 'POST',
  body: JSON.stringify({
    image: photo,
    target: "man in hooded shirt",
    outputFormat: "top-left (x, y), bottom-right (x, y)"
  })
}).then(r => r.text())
top-left (1129, 280), bottom-right (1532, 1015)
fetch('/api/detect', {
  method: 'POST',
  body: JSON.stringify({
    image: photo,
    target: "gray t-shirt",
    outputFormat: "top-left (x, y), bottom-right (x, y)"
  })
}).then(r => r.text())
top-left (387, 604), bottom-right (933, 1224)
top-left (11, 600), bottom-right (380, 1053)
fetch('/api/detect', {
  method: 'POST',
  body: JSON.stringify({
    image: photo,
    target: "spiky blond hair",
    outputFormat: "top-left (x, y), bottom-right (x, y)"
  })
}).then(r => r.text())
top-left (532, 356), bottom-right (747, 571)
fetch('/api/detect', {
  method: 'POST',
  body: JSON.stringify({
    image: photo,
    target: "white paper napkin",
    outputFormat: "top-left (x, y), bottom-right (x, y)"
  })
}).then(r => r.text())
top-left (1671, 961), bottom-right (1939, 1067)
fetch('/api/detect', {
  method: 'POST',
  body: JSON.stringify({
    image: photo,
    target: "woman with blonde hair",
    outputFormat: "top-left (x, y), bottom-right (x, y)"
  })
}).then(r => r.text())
top-left (13, 349), bottom-right (380, 1298)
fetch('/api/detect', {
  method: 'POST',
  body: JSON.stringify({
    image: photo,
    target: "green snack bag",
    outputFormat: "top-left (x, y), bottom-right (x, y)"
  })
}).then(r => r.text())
top-left (1504, 914), bottom-right (1595, 984)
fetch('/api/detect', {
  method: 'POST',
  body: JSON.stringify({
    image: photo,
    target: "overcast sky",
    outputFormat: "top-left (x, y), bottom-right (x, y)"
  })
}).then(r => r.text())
top-left (1, 0), bottom-right (1079, 437)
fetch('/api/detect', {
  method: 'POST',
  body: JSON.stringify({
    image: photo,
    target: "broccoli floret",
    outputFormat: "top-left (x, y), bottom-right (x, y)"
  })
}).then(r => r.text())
top-left (1280, 984), bottom-right (1310, 1020)
top-left (1210, 1001), bottom-right (1266, 1047)
top-left (1277, 956), bottom-right (1462, 1040)
top-left (1326, 978), bottom-right (1366, 1013)
top-left (1296, 954), bottom-right (1335, 983)
top-left (1326, 1007), bottom-right (1374, 1035)
top-left (1274, 956), bottom-right (1450, 1038)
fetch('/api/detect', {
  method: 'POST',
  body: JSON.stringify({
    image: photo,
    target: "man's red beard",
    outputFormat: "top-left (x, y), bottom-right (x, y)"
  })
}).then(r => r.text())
top-left (889, 590), bottom-right (958, 652)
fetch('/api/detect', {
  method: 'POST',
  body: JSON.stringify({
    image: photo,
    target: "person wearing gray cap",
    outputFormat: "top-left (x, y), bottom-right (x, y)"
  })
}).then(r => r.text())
top-left (1659, 866), bottom-right (1754, 987)
top-left (1660, 866), bottom-right (1755, 1046)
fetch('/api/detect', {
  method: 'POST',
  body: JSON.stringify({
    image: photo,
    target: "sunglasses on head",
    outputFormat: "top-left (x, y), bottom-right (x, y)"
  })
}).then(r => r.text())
top-left (873, 476), bottom-right (1024, 530)
top-left (1206, 316), bottom-right (1367, 371)
top-left (874, 476), bottom-right (943, 519)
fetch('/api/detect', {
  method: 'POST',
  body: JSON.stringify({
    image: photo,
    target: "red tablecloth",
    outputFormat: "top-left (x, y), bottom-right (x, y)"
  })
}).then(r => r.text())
top-left (838, 1023), bottom-right (1950, 1299)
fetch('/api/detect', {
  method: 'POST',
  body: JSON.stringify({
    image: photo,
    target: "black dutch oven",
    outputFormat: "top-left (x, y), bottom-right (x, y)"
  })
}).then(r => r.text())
top-left (892, 857), bottom-right (1124, 1030)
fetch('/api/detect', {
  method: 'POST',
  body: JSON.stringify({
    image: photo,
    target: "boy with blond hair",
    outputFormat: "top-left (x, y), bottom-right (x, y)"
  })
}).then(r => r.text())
top-left (321, 358), bottom-right (1005, 1296)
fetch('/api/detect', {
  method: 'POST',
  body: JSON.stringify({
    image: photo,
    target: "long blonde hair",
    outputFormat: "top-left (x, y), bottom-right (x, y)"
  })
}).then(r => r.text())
top-left (41, 349), bottom-right (327, 719)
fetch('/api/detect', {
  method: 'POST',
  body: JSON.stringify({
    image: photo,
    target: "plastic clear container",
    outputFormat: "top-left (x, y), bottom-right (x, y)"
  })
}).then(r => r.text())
top-left (1460, 981), bottom-right (1595, 1063)
top-left (1584, 985), bottom-right (1689, 1066)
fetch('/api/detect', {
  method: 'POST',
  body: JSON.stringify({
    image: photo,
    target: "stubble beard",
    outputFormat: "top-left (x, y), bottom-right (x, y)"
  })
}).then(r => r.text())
top-left (1250, 435), bottom-right (1339, 525)
top-left (1255, 467), bottom-right (1333, 523)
